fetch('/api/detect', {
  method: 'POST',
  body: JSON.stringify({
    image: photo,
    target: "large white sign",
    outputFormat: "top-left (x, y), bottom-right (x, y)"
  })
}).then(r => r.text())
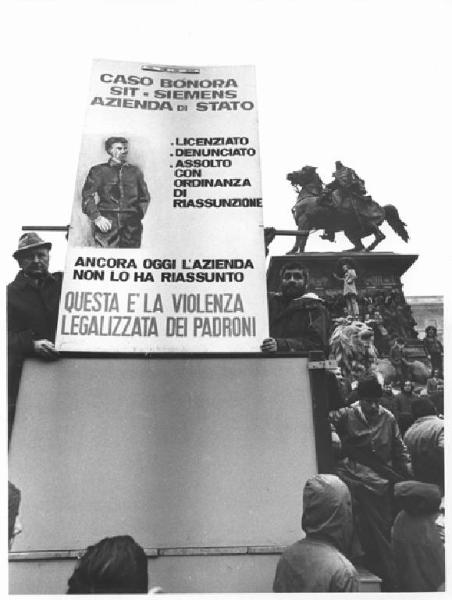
top-left (56, 60), bottom-right (268, 352)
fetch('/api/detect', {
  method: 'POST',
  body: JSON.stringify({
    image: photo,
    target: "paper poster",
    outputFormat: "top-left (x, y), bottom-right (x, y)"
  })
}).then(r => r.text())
top-left (56, 60), bottom-right (268, 352)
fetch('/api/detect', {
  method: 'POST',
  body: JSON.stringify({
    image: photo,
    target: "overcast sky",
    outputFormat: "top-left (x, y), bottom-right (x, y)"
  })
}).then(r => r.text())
top-left (3, 0), bottom-right (451, 300)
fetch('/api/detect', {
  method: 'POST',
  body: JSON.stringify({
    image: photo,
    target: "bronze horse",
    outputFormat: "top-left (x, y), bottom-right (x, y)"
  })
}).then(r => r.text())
top-left (286, 165), bottom-right (409, 253)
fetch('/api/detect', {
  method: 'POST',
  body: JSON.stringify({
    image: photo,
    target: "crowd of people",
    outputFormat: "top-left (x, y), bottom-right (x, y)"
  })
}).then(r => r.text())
top-left (325, 286), bottom-right (419, 343)
top-left (261, 260), bottom-right (444, 592)
top-left (339, 373), bottom-right (444, 434)
top-left (7, 238), bottom-right (445, 593)
top-left (10, 371), bottom-right (445, 594)
top-left (327, 373), bottom-right (444, 592)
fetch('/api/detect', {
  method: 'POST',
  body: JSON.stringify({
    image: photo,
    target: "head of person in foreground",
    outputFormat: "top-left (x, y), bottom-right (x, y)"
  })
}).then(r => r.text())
top-left (67, 535), bottom-right (148, 594)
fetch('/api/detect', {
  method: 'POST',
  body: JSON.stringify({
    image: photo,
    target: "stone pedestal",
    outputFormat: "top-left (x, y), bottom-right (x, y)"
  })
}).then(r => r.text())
top-left (267, 252), bottom-right (423, 357)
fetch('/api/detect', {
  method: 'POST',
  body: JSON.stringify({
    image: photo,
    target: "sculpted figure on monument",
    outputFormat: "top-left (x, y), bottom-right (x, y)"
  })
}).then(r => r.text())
top-left (329, 319), bottom-right (429, 387)
top-left (320, 161), bottom-right (368, 243)
top-left (332, 259), bottom-right (359, 318)
top-left (286, 163), bottom-right (409, 253)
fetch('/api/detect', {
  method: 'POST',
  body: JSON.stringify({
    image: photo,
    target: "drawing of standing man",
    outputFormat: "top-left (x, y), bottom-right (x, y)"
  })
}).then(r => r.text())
top-left (82, 137), bottom-right (150, 248)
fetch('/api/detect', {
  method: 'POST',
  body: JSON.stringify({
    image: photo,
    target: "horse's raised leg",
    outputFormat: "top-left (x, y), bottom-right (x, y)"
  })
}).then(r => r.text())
top-left (344, 231), bottom-right (365, 252)
top-left (365, 228), bottom-right (385, 252)
top-left (286, 224), bottom-right (309, 254)
top-left (286, 237), bottom-right (300, 254)
top-left (286, 239), bottom-right (299, 254)
top-left (296, 231), bottom-right (309, 253)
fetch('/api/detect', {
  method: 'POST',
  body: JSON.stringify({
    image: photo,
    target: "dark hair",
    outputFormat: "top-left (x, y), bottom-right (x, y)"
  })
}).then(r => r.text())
top-left (279, 262), bottom-right (309, 282)
top-left (105, 137), bottom-right (128, 153)
top-left (357, 373), bottom-right (382, 399)
top-left (425, 325), bottom-right (437, 335)
top-left (67, 535), bottom-right (148, 594)
top-left (8, 482), bottom-right (21, 542)
top-left (411, 397), bottom-right (437, 420)
top-left (338, 257), bottom-right (356, 270)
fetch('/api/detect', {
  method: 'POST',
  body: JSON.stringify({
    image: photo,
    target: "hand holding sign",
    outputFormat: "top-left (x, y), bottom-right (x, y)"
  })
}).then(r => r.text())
top-left (260, 337), bottom-right (277, 353)
top-left (33, 339), bottom-right (60, 360)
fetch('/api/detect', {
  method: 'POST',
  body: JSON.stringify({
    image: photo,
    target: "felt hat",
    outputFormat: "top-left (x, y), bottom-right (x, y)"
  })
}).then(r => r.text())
top-left (13, 232), bottom-right (52, 259)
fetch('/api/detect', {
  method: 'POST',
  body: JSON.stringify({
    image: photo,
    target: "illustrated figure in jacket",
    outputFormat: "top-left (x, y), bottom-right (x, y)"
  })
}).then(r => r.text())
top-left (82, 137), bottom-right (150, 248)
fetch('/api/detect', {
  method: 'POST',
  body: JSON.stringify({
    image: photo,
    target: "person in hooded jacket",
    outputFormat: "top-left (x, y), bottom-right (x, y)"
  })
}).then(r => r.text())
top-left (392, 481), bottom-right (445, 591)
top-left (273, 474), bottom-right (359, 592)
top-left (403, 397), bottom-right (444, 492)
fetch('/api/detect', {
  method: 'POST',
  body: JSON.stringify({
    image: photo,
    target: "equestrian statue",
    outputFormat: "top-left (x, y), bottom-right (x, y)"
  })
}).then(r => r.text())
top-left (286, 162), bottom-right (409, 253)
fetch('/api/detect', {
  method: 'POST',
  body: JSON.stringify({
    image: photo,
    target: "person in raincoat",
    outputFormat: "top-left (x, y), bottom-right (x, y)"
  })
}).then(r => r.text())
top-left (273, 474), bottom-right (359, 592)
top-left (331, 373), bottom-right (412, 591)
top-left (403, 396), bottom-right (444, 491)
top-left (392, 480), bottom-right (445, 591)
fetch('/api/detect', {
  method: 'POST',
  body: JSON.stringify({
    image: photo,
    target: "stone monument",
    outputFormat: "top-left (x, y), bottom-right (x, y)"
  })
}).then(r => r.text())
top-left (266, 162), bottom-right (424, 361)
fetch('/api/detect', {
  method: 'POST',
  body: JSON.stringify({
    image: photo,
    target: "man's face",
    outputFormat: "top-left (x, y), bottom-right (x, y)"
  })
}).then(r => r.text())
top-left (359, 396), bottom-right (381, 419)
top-left (108, 142), bottom-right (128, 163)
top-left (18, 248), bottom-right (50, 279)
top-left (403, 381), bottom-right (412, 393)
top-left (280, 268), bottom-right (306, 299)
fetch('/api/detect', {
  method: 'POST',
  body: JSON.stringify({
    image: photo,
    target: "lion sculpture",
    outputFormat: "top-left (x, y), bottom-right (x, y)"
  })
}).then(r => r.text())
top-left (329, 318), bottom-right (430, 385)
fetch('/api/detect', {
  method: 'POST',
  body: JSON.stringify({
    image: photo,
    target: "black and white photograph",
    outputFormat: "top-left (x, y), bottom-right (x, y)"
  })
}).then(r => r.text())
top-left (80, 135), bottom-right (151, 249)
top-left (4, 0), bottom-right (450, 595)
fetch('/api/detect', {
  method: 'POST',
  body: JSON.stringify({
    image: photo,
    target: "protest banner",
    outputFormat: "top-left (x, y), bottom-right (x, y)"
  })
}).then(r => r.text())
top-left (56, 60), bottom-right (268, 352)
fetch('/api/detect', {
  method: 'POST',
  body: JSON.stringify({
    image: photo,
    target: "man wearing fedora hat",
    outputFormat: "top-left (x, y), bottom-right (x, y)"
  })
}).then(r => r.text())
top-left (7, 232), bottom-right (63, 440)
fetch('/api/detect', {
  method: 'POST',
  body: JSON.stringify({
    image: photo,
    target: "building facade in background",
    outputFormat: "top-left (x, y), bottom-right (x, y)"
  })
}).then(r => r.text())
top-left (406, 296), bottom-right (443, 341)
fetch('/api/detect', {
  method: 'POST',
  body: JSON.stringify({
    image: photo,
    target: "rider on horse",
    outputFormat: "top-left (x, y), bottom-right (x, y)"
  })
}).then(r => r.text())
top-left (320, 161), bottom-right (371, 242)
top-left (286, 162), bottom-right (408, 253)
